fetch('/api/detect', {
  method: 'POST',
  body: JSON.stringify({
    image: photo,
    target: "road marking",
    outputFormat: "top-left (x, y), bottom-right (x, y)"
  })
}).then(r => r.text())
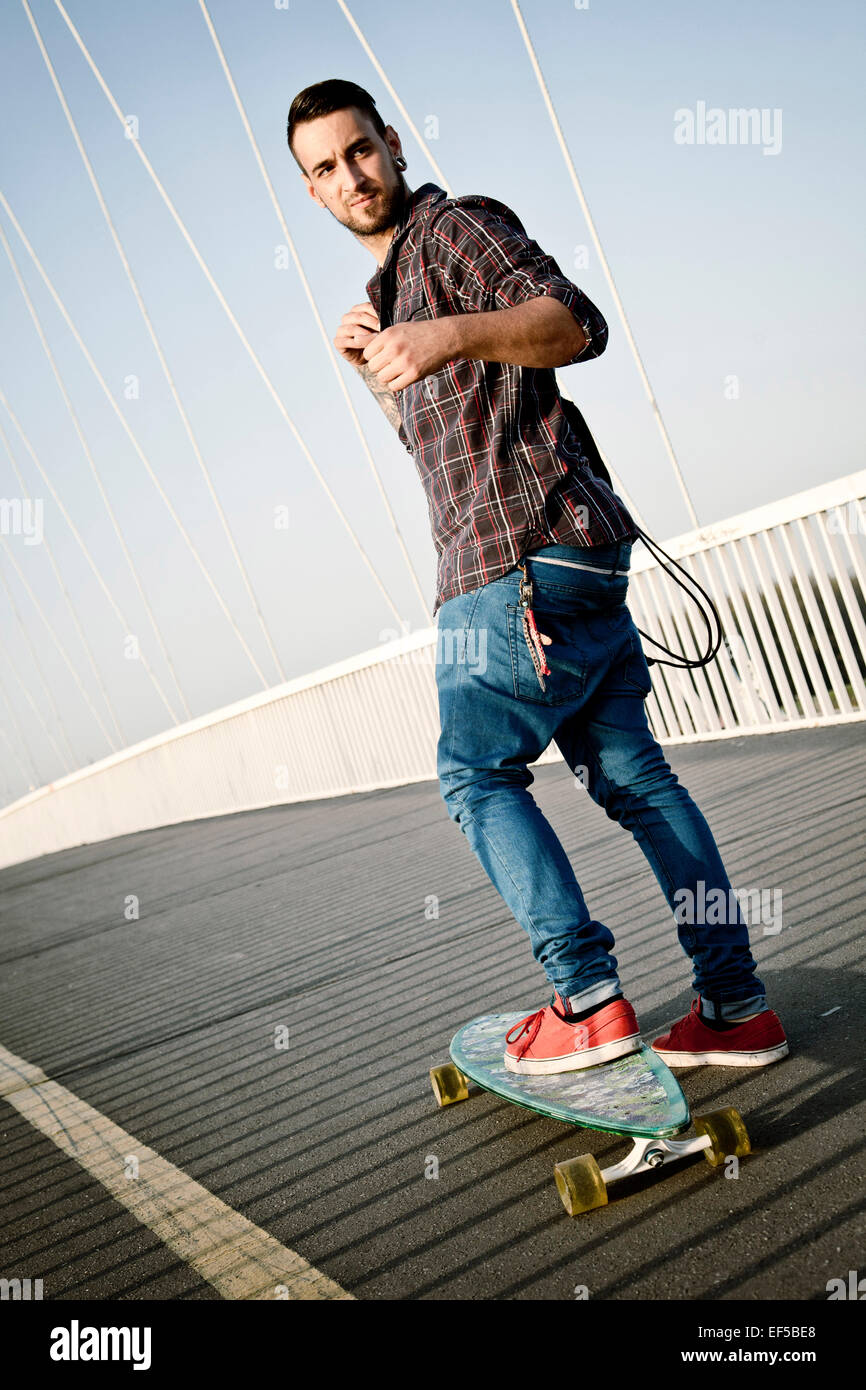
top-left (0, 1043), bottom-right (353, 1300)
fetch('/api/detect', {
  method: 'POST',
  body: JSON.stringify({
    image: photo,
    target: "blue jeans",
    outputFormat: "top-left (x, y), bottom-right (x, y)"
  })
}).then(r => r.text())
top-left (434, 540), bottom-right (767, 1022)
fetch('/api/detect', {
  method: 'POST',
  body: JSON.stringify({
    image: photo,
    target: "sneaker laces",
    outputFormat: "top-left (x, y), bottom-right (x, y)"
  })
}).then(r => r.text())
top-left (666, 998), bottom-right (702, 1045)
top-left (505, 1008), bottom-right (545, 1058)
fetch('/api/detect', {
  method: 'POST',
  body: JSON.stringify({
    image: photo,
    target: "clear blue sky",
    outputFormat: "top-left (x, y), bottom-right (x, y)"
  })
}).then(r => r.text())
top-left (0, 0), bottom-right (863, 796)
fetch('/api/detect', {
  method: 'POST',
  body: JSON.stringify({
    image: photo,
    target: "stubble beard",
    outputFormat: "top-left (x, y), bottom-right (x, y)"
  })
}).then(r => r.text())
top-left (336, 163), bottom-right (406, 238)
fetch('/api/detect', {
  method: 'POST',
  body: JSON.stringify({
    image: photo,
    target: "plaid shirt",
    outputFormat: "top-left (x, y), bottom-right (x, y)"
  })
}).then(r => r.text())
top-left (365, 183), bottom-right (638, 615)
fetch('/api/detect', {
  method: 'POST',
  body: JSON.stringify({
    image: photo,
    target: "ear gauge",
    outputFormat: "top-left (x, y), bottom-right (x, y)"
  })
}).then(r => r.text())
top-left (395, 155), bottom-right (407, 170)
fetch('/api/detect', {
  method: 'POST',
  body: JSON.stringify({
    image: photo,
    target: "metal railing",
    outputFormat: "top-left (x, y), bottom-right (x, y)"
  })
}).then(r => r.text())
top-left (619, 469), bottom-right (866, 743)
top-left (1, 470), bottom-right (863, 870)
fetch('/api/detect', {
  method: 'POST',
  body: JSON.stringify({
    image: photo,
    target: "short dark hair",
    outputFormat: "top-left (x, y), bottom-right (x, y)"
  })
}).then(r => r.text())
top-left (287, 79), bottom-right (387, 173)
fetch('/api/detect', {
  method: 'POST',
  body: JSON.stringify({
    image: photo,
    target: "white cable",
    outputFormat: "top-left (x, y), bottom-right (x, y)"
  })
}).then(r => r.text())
top-left (0, 411), bottom-right (126, 752)
top-left (0, 550), bottom-right (78, 773)
top-left (198, 0), bottom-right (430, 623)
top-left (0, 568), bottom-right (72, 775)
top-left (53, 0), bottom-right (408, 629)
top-left (0, 189), bottom-right (270, 700)
top-left (0, 217), bottom-right (170, 738)
top-left (0, 390), bottom-right (181, 735)
top-left (0, 673), bottom-right (38, 789)
top-left (21, 0), bottom-right (289, 685)
top-left (336, 0), bottom-right (454, 195)
top-left (510, 0), bottom-right (700, 529)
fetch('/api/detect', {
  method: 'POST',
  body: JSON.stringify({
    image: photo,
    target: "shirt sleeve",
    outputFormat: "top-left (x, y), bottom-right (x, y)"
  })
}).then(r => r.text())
top-left (427, 200), bottom-right (608, 364)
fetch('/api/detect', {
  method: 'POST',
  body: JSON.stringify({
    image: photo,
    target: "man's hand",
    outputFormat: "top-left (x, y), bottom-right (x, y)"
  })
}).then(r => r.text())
top-left (362, 318), bottom-right (459, 392)
top-left (334, 301), bottom-right (381, 367)
top-left (336, 301), bottom-right (406, 434)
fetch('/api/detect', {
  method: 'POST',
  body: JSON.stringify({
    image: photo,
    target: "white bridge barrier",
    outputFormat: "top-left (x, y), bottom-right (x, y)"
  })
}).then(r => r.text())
top-left (1, 471), bottom-right (863, 870)
top-left (622, 469), bottom-right (866, 743)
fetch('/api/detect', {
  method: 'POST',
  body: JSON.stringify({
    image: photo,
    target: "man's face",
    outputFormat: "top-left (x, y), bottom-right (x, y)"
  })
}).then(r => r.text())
top-left (293, 106), bottom-right (405, 238)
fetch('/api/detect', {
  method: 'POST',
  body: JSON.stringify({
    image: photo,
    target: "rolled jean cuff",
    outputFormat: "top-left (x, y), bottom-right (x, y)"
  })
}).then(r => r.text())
top-left (701, 992), bottom-right (769, 1022)
top-left (559, 978), bottom-right (622, 1014)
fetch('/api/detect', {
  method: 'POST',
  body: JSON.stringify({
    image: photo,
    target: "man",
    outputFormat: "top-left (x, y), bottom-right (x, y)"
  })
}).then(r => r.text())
top-left (286, 78), bottom-right (788, 1074)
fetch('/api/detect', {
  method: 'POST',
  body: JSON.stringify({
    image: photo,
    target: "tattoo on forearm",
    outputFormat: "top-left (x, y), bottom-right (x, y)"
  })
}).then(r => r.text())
top-left (357, 363), bottom-right (403, 434)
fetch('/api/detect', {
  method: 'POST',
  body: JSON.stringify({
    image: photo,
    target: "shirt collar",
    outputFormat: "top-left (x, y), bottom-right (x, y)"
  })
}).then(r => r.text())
top-left (393, 182), bottom-right (448, 239)
top-left (366, 183), bottom-right (448, 295)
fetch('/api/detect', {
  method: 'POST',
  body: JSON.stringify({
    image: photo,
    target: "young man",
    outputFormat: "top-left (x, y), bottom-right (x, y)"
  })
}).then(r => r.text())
top-left (286, 79), bottom-right (789, 1074)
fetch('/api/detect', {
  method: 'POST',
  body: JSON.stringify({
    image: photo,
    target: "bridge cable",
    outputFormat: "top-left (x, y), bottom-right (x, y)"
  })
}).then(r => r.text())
top-left (509, 0), bottom-right (700, 531)
top-left (22, 0), bottom-right (289, 684)
top-left (53, 0), bottom-right (408, 630)
top-left (0, 217), bottom-right (171, 737)
top-left (0, 389), bottom-right (181, 736)
top-left (199, 0), bottom-right (430, 624)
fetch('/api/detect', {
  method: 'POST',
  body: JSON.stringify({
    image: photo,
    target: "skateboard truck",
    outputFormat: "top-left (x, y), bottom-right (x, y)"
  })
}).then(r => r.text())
top-left (430, 1058), bottom-right (751, 1217)
top-left (553, 1108), bottom-right (750, 1215)
top-left (552, 1135), bottom-right (714, 1216)
top-left (597, 1132), bottom-right (713, 1184)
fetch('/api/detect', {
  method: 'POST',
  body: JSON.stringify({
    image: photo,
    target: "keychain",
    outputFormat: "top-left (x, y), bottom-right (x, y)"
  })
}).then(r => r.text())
top-left (517, 561), bottom-right (551, 691)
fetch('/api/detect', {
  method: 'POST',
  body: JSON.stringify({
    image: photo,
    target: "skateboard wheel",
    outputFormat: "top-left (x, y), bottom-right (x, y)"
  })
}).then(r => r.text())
top-left (429, 1063), bottom-right (469, 1107)
top-left (693, 1106), bottom-right (751, 1167)
top-left (554, 1154), bottom-right (608, 1216)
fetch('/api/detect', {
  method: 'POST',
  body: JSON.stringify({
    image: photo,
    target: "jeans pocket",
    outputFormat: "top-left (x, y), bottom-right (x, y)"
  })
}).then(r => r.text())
top-left (506, 603), bottom-right (588, 705)
top-left (621, 633), bottom-right (653, 696)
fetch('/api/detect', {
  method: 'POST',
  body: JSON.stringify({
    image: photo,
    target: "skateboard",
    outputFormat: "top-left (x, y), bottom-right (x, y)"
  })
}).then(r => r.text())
top-left (429, 1011), bottom-right (751, 1216)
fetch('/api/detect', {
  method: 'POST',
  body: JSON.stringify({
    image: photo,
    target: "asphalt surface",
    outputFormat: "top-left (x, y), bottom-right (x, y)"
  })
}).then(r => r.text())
top-left (0, 722), bottom-right (863, 1300)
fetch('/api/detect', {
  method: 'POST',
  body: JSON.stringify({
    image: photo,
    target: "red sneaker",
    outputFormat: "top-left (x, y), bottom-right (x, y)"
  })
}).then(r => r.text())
top-left (651, 997), bottom-right (789, 1067)
top-left (504, 992), bottom-right (642, 1075)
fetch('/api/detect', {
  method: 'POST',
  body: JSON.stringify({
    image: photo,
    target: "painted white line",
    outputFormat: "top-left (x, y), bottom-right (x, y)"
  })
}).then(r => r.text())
top-left (0, 1043), bottom-right (353, 1301)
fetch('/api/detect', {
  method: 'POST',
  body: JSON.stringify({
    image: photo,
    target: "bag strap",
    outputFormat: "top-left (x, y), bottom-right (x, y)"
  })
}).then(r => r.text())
top-left (558, 395), bottom-right (614, 489)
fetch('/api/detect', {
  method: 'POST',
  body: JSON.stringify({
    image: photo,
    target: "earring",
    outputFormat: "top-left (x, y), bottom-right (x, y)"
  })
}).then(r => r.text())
top-left (395, 155), bottom-right (407, 170)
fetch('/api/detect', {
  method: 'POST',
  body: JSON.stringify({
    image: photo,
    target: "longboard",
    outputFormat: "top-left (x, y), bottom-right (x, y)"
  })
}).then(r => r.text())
top-left (430, 1011), bottom-right (751, 1215)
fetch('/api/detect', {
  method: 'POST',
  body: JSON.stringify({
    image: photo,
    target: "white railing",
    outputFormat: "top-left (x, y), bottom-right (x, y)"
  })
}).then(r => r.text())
top-left (609, 469), bottom-right (866, 744)
top-left (1, 470), bottom-right (863, 870)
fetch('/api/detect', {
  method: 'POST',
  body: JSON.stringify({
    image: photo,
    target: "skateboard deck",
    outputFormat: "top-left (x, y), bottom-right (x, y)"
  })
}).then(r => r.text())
top-left (451, 1012), bottom-right (689, 1136)
top-left (430, 1010), bottom-right (751, 1215)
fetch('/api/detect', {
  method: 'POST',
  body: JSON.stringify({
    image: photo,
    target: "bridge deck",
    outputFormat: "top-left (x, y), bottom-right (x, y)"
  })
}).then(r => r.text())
top-left (0, 722), bottom-right (863, 1300)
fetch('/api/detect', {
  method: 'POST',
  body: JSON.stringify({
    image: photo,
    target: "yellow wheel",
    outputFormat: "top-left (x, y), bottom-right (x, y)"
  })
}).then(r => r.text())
top-left (429, 1063), bottom-right (469, 1107)
top-left (693, 1106), bottom-right (751, 1167)
top-left (554, 1154), bottom-right (608, 1216)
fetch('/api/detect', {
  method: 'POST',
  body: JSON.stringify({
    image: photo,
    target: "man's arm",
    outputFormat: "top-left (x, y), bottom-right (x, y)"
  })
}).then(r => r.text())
top-left (334, 299), bottom-right (404, 435)
top-left (362, 295), bottom-right (588, 391)
top-left (429, 200), bottom-right (608, 367)
top-left (445, 294), bottom-right (587, 369)
top-left (354, 361), bottom-right (402, 433)
top-left (362, 200), bottom-right (608, 390)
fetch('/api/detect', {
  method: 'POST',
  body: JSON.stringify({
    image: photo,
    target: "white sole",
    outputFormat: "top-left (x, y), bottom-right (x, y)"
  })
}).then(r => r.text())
top-left (651, 1042), bottom-right (789, 1068)
top-left (504, 1032), bottom-right (642, 1075)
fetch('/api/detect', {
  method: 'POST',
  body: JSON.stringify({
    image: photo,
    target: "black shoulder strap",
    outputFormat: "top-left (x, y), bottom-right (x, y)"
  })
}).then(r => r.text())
top-left (558, 395), bottom-right (613, 489)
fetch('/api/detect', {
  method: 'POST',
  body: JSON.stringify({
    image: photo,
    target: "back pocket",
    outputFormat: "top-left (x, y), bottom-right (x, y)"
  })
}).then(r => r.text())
top-left (619, 633), bottom-right (653, 697)
top-left (506, 604), bottom-right (590, 705)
